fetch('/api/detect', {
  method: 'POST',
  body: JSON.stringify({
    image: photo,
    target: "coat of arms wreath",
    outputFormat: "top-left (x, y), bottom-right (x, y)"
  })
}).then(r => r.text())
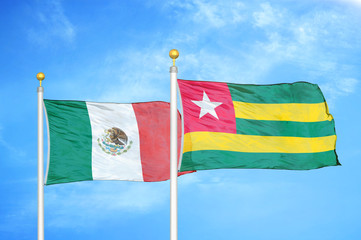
top-left (97, 127), bottom-right (133, 156)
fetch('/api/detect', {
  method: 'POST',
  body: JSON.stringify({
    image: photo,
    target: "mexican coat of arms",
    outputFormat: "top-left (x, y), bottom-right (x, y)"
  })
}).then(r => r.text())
top-left (97, 127), bottom-right (132, 156)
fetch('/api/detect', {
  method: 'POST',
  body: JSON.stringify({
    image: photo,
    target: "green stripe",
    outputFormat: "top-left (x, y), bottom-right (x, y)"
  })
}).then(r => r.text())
top-left (180, 150), bottom-right (340, 171)
top-left (44, 100), bottom-right (93, 185)
top-left (228, 82), bottom-right (325, 103)
top-left (236, 118), bottom-right (336, 137)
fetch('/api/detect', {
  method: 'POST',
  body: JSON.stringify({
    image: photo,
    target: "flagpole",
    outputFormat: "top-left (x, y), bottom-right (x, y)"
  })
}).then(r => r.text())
top-left (169, 49), bottom-right (179, 240)
top-left (37, 72), bottom-right (45, 240)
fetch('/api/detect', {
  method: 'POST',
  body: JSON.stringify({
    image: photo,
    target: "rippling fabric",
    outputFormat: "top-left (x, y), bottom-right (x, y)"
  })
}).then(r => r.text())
top-left (178, 79), bottom-right (339, 171)
top-left (44, 100), bottom-right (192, 185)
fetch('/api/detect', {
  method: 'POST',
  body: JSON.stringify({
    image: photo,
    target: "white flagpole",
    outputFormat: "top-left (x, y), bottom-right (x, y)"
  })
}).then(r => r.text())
top-left (37, 72), bottom-right (45, 240)
top-left (169, 49), bottom-right (179, 240)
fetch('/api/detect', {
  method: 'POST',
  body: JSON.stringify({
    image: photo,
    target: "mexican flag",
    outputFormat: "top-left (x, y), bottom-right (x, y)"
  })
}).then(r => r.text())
top-left (177, 79), bottom-right (339, 171)
top-left (44, 100), bottom-right (189, 185)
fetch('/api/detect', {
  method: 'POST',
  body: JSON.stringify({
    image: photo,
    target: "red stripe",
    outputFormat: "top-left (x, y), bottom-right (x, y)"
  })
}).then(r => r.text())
top-left (132, 102), bottom-right (192, 182)
top-left (178, 79), bottom-right (237, 134)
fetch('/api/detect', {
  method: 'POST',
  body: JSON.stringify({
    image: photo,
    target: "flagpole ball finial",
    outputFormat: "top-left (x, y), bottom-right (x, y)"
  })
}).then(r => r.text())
top-left (169, 49), bottom-right (179, 66)
top-left (36, 72), bottom-right (45, 87)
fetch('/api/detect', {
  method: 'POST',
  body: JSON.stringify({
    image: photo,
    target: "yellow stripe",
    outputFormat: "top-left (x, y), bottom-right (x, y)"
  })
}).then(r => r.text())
top-left (183, 132), bottom-right (336, 153)
top-left (233, 101), bottom-right (333, 122)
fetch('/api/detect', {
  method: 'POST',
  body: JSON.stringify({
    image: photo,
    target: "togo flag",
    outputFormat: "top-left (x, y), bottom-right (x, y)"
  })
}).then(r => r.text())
top-left (44, 100), bottom-right (188, 185)
top-left (178, 79), bottom-right (340, 171)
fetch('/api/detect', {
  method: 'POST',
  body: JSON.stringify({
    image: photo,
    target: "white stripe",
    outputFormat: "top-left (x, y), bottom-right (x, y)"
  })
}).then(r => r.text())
top-left (177, 81), bottom-right (184, 171)
top-left (43, 101), bottom-right (51, 185)
top-left (86, 102), bottom-right (143, 181)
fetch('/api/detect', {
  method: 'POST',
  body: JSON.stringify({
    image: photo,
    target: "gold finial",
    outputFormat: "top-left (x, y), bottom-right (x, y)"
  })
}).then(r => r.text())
top-left (169, 49), bottom-right (179, 66)
top-left (36, 72), bottom-right (45, 87)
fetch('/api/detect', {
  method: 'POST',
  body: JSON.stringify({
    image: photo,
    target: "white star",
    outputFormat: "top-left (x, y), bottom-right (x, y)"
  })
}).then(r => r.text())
top-left (191, 91), bottom-right (223, 119)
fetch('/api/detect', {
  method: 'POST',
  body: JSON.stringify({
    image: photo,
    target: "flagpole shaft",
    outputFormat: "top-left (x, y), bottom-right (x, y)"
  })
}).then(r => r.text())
top-left (170, 64), bottom-right (178, 240)
top-left (37, 86), bottom-right (44, 240)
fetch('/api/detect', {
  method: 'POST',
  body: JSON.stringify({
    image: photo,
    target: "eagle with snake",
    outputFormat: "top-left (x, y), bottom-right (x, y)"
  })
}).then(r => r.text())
top-left (107, 127), bottom-right (128, 146)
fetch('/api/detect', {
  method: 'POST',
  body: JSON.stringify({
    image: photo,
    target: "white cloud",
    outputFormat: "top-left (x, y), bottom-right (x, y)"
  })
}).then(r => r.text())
top-left (45, 181), bottom-right (168, 228)
top-left (27, 0), bottom-right (75, 45)
top-left (321, 78), bottom-right (359, 96)
top-left (320, 78), bottom-right (359, 108)
top-left (0, 202), bottom-right (36, 234)
top-left (293, 26), bottom-right (316, 45)
top-left (179, 50), bottom-right (264, 84)
top-left (0, 180), bottom-right (168, 232)
top-left (253, 2), bottom-right (283, 28)
top-left (167, 1), bottom-right (359, 91)
top-left (332, 0), bottom-right (361, 7)
top-left (43, 46), bottom-right (174, 103)
top-left (178, 173), bottom-right (202, 186)
top-left (245, 3), bottom-right (361, 91)
top-left (179, 171), bottom-right (301, 224)
top-left (94, 48), bottom-right (171, 103)
top-left (164, 0), bottom-right (246, 28)
top-left (42, 1), bottom-right (360, 107)
top-left (192, 0), bottom-right (245, 27)
top-left (337, 78), bottom-right (358, 93)
top-left (0, 126), bottom-right (26, 158)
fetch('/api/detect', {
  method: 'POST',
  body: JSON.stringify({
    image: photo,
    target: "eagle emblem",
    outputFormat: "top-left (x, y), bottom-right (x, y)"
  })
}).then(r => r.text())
top-left (97, 127), bottom-right (132, 156)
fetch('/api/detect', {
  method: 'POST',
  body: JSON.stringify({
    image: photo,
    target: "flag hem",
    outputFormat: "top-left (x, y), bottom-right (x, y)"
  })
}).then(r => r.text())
top-left (44, 99), bottom-right (172, 105)
top-left (43, 100), bottom-right (51, 186)
top-left (177, 79), bottom-right (319, 88)
top-left (177, 80), bottom-right (184, 171)
top-left (315, 84), bottom-right (341, 166)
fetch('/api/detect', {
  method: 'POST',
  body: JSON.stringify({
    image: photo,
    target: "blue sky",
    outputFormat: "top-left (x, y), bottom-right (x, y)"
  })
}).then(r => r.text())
top-left (1, 0), bottom-right (361, 239)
